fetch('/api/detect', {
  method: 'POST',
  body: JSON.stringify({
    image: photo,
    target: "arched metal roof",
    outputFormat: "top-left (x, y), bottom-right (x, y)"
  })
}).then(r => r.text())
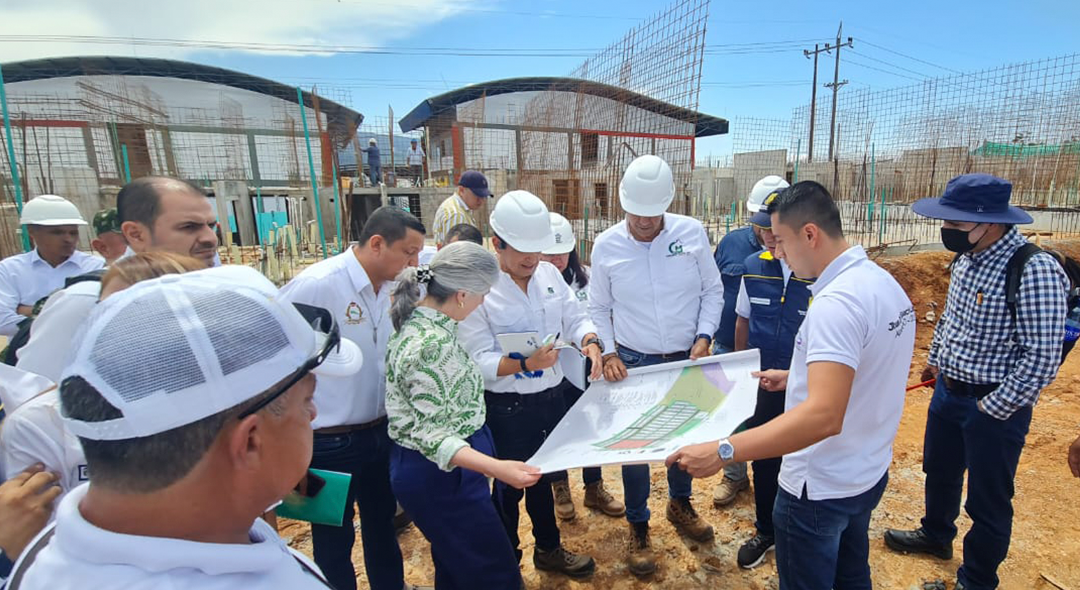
top-left (1, 56), bottom-right (363, 144)
top-left (398, 76), bottom-right (727, 137)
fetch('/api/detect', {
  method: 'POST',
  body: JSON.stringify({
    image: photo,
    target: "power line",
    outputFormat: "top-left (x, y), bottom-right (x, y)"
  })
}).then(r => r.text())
top-left (847, 49), bottom-right (931, 79)
top-left (844, 58), bottom-right (925, 82)
top-left (854, 38), bottom-right (964, 74)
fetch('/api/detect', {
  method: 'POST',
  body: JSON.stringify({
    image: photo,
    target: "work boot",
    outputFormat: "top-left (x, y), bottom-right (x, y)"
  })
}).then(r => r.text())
top-left (712, 475), bottom-right (749, 507)
top-left (736, 533), bottom-right (775, 569)
top-left (626, 521), bottom-right (657, 577)
top-left (583, 481), bottom-right (625, 517)
top-left (883, 527), bottom-right (954, 560)
top-left (533, 545), bottom-right (595, 578)
top-left (552, 479), bottom-right (576, 521)
top-left (666, 497), bottom-right (714, 542)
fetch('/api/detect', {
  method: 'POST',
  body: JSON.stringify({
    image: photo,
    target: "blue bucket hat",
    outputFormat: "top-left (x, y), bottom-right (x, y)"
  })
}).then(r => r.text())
top-left (911, 173), bottom-right (1032, 224)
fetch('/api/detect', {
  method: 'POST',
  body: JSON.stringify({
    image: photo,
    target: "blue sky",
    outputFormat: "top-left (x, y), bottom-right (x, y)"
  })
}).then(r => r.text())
top-left (2, 0), bottom-right (1078, 158)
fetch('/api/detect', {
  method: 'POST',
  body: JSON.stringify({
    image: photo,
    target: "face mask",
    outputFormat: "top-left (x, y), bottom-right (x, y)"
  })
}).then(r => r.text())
top-left (941, 225), bottom-right (980, 253)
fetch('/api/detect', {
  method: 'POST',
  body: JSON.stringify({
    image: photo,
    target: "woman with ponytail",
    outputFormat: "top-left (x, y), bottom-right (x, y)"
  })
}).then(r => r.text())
top-left (385, 241), bottom-right (539, 589)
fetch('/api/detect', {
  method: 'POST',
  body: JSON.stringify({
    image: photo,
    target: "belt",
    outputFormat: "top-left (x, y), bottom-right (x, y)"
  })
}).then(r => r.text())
top-left (484, 386), bottom-right (563, 406)
top-left (617, 345), bottom-right (690, 361)
top-left (315, 416), bottom-right (387, 435)
top-left (942, 376), bottom-right (999, 399)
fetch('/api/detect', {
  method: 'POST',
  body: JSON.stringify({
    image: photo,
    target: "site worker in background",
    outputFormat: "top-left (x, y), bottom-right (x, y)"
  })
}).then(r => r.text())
top-left (90, 208), bottom-right (127, 265)
top-left (431, 170), bottom-right (491, 247)
top-left (361, 137), bottom-right (382, 186)
top-left (884, 174), bottom-right (1068, 590)
top-left (459, 191), bottom-right (602, 579)
top-left (405, 138), bottom-right (425, 186)
top-left (279, 206), bottom-right (428, 590)
top-left (15, 177), bottom-right (220, 382)
top-left (667, 181), bottom-right (916, 590)
top-left (710, 175), bottom-right (788, 508)
top-left (541, 212), bottom-right (625, 521)
top-left (386, 241), bottom-right (539, 590)
top-left (0, 194), bottom-right (103, 338)
top-left (8, 266), bottom-right (363, 589)
top-left (589, 154), bottom-right (722, 577)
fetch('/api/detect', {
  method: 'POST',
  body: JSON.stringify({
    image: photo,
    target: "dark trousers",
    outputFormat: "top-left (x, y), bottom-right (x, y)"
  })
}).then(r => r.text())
top-left (921, 378), bottom-right (1032, 590)
top-left (310, 422), bottom-right (403, 590)
top-left (615, 346), bottom-right (695, 523)
top-left (747, 386), bottom-right (785, 537)
top-left (774, 473), bottom-right (889, 590)
top-left (391, 426), bottom-right (522, 590)
top-left (485, 387), bottom-right (566, 556)
top-left (550, 377), bottom-right (602, 486)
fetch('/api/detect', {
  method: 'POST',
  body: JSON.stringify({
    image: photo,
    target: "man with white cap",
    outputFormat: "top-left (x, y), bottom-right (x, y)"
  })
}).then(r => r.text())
top-left (361, 138), bottom-right (382, 186)
top-left (7, 265), bottom-right (363, 589)
top-left (710, 175), bottom-right (788, 507)
top-left (588, 154), bottom-right (723, 576)
top-left (0, 195), bottom-right (103, 337)
top-left (459, 191), bottom-right (603, 579)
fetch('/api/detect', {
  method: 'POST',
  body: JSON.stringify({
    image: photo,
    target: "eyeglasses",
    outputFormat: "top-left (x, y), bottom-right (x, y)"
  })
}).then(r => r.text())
top-left (237, 303), bottom-right (341, 420)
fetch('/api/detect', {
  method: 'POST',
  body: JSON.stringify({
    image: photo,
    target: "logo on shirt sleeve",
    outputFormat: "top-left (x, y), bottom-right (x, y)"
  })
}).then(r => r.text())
top-left (345, 302), bottom-right (363, 324)
top-left (888, 307), bottom-right (916, 337)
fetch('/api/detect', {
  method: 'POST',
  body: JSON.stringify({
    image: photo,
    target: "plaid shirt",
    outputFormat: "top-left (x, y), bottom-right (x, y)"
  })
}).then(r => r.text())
top-left (929, 227), bottom-right (1068, 419)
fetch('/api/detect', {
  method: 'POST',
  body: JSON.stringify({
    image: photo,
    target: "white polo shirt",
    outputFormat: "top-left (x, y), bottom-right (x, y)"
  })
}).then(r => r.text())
top-left (279, 248), bottom-right (391, 428)
top-left (0, 249), bottom-right (103, 337)
top-left (1, 389), bottom-right (87, 500)
top-left (459, 261), bottom-right (596, 394)
top-left (16, 280), bottom-right (101, 382)
top-left (778, 246), bottom-right (916, 501)
top-left (588, 213), bottom-right (723, 355)
top-left (12, 484), bottom-right (330, 589)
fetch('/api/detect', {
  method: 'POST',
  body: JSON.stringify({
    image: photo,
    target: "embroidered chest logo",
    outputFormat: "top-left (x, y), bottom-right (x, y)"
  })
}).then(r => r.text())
top-left (547, 286), bottom-right (555, 295)
top-left (667, 239), bottom-right (685, 257)
top-left (345, 302), bottom-right (363, 324)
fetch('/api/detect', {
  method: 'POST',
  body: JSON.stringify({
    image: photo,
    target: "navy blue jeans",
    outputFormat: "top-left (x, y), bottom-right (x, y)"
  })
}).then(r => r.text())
top-left (310, 421), bottom-right (403, 590)
top-left (921, 378), bottom-right (1032, 590)
top-left (615, 346), bottom-right (695, 524)
top-left (774, 473), bottom-right (889, 590)
top-left (391, 426), bottom-right (522, 590)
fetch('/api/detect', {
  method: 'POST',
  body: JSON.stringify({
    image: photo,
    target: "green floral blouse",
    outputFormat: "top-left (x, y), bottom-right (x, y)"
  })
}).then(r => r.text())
top-left (385, 306), bottom-right (487, 471)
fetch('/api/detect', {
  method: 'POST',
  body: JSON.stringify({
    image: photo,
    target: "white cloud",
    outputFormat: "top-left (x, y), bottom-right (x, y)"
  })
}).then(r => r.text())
top-left (0, 0), bottom-right (480, 62)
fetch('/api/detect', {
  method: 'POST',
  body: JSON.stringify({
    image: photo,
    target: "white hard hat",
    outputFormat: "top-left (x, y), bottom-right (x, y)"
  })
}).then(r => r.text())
top-left (747, 176), bottom-right (790, 212)
top-left (619, 155), bottom-right (674, 217)
top-left (368, 137), bottom-right (377, 144)
top-left (489, 190), bottom-right (556, 253)
top-left (543, 212), bottom-right (576, 255)
top-left (19, 194), bottom-right (87, 226)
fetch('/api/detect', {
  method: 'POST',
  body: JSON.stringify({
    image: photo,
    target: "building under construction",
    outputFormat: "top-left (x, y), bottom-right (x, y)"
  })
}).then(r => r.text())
top-left (0, 56), bottom-right (361, 259)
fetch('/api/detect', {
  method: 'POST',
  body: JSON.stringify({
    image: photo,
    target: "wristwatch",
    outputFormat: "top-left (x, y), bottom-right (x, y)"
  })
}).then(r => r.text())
top-left (717, 438), bottom-right (735, 462)
top-left (696, 333), bottom-right (712, 345)
top-left (582, 336), bottom-right (604, 353)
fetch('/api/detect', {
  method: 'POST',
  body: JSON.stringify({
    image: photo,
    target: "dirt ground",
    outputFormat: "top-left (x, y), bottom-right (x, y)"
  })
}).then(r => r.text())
top-left (283, 244), bottom-right (1080, 590)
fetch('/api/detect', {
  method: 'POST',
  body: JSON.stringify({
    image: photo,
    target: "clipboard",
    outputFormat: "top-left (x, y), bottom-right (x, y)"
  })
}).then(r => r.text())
top-left (275, 468), bottom-right (352, 526)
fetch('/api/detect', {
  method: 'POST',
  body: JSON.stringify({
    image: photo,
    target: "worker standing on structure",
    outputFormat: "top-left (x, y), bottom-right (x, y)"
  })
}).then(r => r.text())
top-left (431, 171), bottom-right (491, 247)
top-left (361, 137), bottom-right (382, 187)
top-left (406, 138), bottom-right (425, 186)
top-left (589, 154), bottom-right (722, 577)
top-left (710, 175), bottom-right (788, 508)
top-left (0, 195), bottom-right (103, 338)
top-left (884, 174), bottom-right (1068, 590)
top-left (459, 191), bottom-right (603, 580)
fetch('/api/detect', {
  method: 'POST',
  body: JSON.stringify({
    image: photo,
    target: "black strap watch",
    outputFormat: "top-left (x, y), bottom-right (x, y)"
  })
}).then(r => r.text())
top-left (582, 336), bottom-right (604, 353)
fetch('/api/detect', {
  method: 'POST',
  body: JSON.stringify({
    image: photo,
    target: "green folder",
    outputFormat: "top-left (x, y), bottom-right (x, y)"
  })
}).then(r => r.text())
top-left (276, 468), bottom-right (352, 527)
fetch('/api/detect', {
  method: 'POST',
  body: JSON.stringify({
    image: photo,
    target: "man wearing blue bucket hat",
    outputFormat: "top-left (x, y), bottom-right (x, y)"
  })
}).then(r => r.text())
top-left (884, 173), bottom-right (1068, 590)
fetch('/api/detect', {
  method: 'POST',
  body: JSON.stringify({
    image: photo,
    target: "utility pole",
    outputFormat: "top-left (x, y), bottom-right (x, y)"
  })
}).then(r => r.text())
top-left (803, 43), bottom-right (821, 162)
top-left (825, 22), bottom-right (853, 161)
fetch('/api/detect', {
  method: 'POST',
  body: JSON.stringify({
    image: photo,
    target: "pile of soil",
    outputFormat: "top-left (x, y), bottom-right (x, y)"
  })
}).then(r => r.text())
top-left (283, 245), bottom-right (1080, 590)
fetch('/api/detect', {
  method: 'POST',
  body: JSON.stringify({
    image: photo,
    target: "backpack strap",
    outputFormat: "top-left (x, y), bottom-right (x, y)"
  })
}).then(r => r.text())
top-left (5, 523), bottom-right (56, 589)
top-left (64, 268), bottom-right (106, 289)
top-left (1005, 243), bottom-right (1043, 323)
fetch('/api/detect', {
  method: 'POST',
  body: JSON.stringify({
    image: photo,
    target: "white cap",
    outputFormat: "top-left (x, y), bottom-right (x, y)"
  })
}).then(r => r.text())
top-left (619, 155), bottom-right (674, 217)
top-left (489, 190), bottom-right (556, 253)
top-left (19, 194), bottom-right (87, 226)
top-left (747, 175), bottom-right (790, 213)
top-left (368, 137), bottom-right (377, 144)
top-left (543, 212), bottom-right (576, 255)
top-left (60, 265), bottom-right (363, 441)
